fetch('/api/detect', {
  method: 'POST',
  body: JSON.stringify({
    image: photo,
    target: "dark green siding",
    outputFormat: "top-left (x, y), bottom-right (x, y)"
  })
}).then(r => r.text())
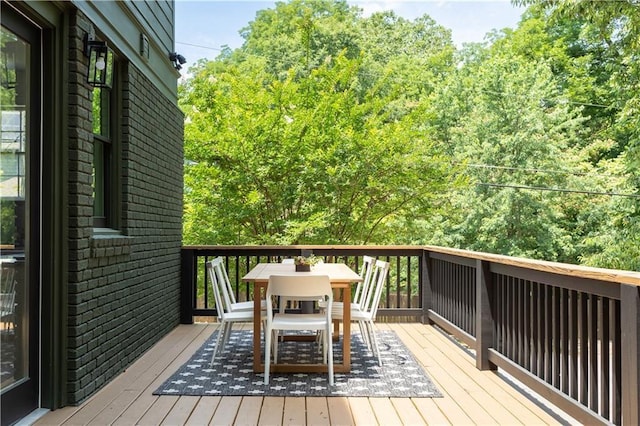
top-left (73, 0), bottom-right (179, 101)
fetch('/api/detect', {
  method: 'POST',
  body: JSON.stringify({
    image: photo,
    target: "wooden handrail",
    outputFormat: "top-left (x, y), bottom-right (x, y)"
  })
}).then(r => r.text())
top-left (183, 244), bottom-right (640, 285)
top-left (424, 245), bottom-right (640, 286)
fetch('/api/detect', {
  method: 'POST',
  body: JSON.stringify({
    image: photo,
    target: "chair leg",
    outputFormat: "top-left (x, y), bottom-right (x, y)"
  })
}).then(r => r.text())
top-left (366, 321), bottom-right (382, 366)
top-left (264, 325), bottom-right (272, 385)
top-left (210, 322), bottom-right (226, 366)
top-left (273, 330), bottom-right (279, 364)
top-left (223, 322), bottom-right (233, 347)
top-left (321, 330), bottom-right (327, 364)
top-left (326, 324), bottom-right (334, 385)
top-left (358, 320), bottom-right (369, 349)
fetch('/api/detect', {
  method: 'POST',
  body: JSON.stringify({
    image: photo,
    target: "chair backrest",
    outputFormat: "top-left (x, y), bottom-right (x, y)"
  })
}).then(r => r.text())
top-left (353, 255), bottom-right (375, 307)
top-left (206, 260), bottom-right (230, 320)
top-left (281, 258), bottom-right (295, 264)
top-left (361, 259), bottom-right (390, 320)
top-left (0, 286), bottom-right (16, 314)
top-left (209, 257), bottom-right (238, 307)
top-left (266, 275), bottom-right (332, 319)
top-left (2, 268), bottom-right (15, 292)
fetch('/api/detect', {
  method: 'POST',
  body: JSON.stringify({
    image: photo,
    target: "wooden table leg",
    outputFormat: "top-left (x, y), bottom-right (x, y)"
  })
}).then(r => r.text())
top-left (253, 282), bottom-right (264, 372)
top-left (343, 285), bottom-right (351, 372)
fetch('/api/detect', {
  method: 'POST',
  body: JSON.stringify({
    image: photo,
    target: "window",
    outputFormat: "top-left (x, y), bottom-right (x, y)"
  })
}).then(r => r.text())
top-left (91, 66), bottom-right (118, 229)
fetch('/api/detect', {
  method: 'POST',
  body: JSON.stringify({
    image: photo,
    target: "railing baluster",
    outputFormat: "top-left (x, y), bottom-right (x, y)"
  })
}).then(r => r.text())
top-left (600, 297), bottom-right (610, 419)
top-left (395, 257), bottom-right (401, 310)
top-left (569, 289), bottom-right (578, 400)
top-left (611, 298), bottom-right (621, 425)
top-left (579, 291), bottom-right (588, 405)
top-left (531, 281), bottom-right (539, 377)
top-left (524, 278), bottom-right (529, 367)
top-left (496, 274), bottom-right (503, 353)
top-left (517, 278), bottom-right (524, 367)
top-left (588, 294), bottom-right (598, 411)
top-left (509, 276), bottom-right (515, 362)
top-left (544, 284), bottom-right (552, 383)
top-left (561, 288), bottom-right (568, 394)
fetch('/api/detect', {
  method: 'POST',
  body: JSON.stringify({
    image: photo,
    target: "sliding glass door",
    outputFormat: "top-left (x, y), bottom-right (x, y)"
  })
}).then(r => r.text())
top-left (1, 4), bottom-right (41, 424)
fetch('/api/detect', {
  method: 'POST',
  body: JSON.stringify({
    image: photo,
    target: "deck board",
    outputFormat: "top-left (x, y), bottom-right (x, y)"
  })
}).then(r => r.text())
top-left (34, 322), bottom-right (579, 425)
top-left (138, 395), bottom-right (178, 426)
top-left (184, 396), bottom-right (217, 425)
top-left (211, 395), bottom-right (242, 425)
top-left (390, 398), bottom-right (428, 425)
top-left (258, 397), bottom-right (284, 424)
top-left (305, 397), bottom-right (330, 425)
top-left (326, 397), bottom-right (353, 425)
top-left (348, 397), bottom-right (379, 425)
top-left (283, 397), bottom-right (306, 425)
top-left (369, 397), bottom-right (402, 425)
top-left (160, 395), bottom-right (199, 425)
top-left (233, 397), bottom-right (262, 426)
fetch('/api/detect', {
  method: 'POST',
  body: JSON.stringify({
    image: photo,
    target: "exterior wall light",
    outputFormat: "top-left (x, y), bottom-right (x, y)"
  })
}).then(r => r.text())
top-left (84, 34), bottom-right (113, 88)
top-left (169, 52), bottom-right (186, 71)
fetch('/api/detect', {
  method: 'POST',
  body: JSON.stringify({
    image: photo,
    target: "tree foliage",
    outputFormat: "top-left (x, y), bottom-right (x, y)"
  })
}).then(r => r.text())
top-left (180, 0), bottom-right (639, 270)
top-left (181, 1), bottom-right (459, 245)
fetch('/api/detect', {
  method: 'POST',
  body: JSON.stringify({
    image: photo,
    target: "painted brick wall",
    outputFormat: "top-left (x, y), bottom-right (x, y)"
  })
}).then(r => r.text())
top-left (66, 10), bottom-right (183, 404)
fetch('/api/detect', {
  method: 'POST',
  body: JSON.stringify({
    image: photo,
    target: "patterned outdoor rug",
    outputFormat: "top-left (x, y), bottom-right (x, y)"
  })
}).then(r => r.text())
top-left (153, 329), bottom-right (442, 397)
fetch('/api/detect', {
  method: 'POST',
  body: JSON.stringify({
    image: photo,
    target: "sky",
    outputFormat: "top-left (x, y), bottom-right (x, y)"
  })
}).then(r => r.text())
top-left (174, 0), bottom-right (525, 69)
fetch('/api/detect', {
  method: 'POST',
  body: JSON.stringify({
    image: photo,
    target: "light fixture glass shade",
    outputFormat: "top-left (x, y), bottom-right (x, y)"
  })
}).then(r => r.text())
top-left (87, 42), bottom-right (113, 88)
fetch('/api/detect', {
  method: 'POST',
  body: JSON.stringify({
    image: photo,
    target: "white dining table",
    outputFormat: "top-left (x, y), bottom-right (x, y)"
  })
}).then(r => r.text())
top-left (242, 262), bottom-right (362, 373)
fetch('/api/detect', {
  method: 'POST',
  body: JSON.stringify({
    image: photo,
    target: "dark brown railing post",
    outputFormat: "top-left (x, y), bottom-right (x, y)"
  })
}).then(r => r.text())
top-left (476, 259), bottom-right (496, 371)
top-left (620, 284), bottom-right (639, 425)
top-left (421, 250), bottom-right (432, 324)
top-left (180, 248), bottom-right (195, 324)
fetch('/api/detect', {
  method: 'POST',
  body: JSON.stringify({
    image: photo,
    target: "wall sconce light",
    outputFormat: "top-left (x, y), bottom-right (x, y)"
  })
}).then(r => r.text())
top-left (169, 52), bottom-right (186, 71)
top-left (84, 33), bottom-right (114, 88)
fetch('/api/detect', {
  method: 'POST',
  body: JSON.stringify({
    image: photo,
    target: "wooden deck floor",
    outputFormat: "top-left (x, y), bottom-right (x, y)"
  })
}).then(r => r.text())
top-left (35, 322), bottom-right (579, 425)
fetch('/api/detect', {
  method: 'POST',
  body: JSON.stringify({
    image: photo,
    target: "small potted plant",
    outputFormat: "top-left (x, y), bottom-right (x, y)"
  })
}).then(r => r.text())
top-left (294, 254), bottom-right (321, 272)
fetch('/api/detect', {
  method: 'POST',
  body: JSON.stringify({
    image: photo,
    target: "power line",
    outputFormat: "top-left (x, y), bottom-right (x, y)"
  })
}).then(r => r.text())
top-left (464, 163), bottom-right (598, 177)
top-left (480, 89), bottom-right (611, 109)
top-left (177, 41), bottom-right (224, 52)
top-left (478, 182), bottom-right (640, 198)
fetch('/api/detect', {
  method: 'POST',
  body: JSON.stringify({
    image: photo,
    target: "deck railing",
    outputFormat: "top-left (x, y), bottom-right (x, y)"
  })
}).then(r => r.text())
top-left (181, 245), bottom-right (640, 425)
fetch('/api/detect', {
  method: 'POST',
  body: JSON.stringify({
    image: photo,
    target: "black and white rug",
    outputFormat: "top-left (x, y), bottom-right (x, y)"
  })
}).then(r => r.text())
top-left (153, 329), bottom-right (442, 397)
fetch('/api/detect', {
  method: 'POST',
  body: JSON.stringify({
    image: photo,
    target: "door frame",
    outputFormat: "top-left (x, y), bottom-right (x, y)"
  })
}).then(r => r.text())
top-left (1, 4), bottom-right (42, 424)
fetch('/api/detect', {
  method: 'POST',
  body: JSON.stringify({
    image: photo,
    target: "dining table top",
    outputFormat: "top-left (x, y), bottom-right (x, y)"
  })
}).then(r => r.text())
top-left (241, 262), bottom-right (363, 283)
top-left (241, 261), bottom-right (360, 374)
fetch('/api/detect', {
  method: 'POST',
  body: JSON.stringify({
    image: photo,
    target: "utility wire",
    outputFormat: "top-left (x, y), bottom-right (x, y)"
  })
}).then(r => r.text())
top-left (480, 89), bottom-right (611, 109)
top-left (478, 182), bottom-right (640, 198)
top-left (177, 41), bottom-right (225, 52)
top-left (464, 163), bottom-right (599, 177)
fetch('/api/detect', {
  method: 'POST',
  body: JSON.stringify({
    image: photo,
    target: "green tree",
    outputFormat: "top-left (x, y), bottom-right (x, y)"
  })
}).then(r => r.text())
top-left (512, 0), bottom-right (640, 270)
top-left (181, 1), bottom-right (459, 245)
top-left (182, 52), bottom-right (457, 245)
top-left (430, 44), bottom-right (587, 261)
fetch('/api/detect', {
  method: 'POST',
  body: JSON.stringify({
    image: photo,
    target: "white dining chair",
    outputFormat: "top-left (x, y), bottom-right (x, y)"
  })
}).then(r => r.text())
top-left (330, 259), bottom-right (390, 365)
top-left (209, 256), bottom-right (266, 312)
top-left (318, 255), bottom-right (375, 344)
top-left (264, 274), bottom-right (334, 385)
top-left (278, 258), bottom-right (320, 314)
top-left (206, 260), bottom-right (264, 366)
top-left (0, 274), bottom-right (16, 331)
top-left (321, 255), bottom-right (374, 311)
